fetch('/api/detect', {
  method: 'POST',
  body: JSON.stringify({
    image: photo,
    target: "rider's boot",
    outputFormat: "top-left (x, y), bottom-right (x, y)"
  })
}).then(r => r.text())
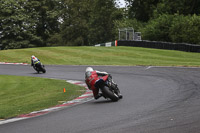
top-left (94, 93), bottom-right (102, 99)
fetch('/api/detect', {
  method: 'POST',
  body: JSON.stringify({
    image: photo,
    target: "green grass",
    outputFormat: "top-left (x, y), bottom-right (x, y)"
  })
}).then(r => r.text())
top-left (0, 75), bottom-right (85, 119)
top-left (1, 46), bottom-right (200, 66)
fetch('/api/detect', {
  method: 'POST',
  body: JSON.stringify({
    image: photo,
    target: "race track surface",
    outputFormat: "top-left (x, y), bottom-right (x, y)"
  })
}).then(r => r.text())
top-left (0, 64), bottom-right (200, 133)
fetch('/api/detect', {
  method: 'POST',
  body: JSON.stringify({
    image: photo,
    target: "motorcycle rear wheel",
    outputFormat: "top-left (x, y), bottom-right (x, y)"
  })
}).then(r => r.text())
top-left (101, 86), bottom-right (119, 102)
top-left (41, 68), bottom-right (46, 73)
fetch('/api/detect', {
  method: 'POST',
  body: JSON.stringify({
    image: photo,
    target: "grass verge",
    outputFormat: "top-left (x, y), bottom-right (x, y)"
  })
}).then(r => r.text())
top-left (0, 46), bottom-right (200, 66)
top-left (0, 75), bottom-right (85, 119)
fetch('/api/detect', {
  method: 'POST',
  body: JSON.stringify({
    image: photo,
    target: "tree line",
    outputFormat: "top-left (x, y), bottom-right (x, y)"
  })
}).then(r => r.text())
top-left (125, 0), bottom-right (200, 45)
top-left (1, 0), bottom-right (200, 49)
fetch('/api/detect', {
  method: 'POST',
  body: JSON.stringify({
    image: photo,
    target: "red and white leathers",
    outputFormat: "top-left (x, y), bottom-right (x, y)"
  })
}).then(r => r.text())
top-left (85, 70), bottom-right (108, 99)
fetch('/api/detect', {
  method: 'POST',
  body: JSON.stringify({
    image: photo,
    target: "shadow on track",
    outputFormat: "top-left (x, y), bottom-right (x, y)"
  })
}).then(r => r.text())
top-left (92, 100), bottom-right (115, 104)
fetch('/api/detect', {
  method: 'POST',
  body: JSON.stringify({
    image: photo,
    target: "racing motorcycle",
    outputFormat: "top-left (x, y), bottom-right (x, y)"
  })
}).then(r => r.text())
top-left (33, 62), bottom-right (46, 73)
top-left (95, 75), bottom-right (122, 102)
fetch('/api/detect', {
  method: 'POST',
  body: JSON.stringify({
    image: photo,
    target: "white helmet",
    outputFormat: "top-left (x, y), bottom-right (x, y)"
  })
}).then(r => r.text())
top-left (31, 55), bottom-right (35, 59)
top-left (86, 67), bottom-right (94, 72)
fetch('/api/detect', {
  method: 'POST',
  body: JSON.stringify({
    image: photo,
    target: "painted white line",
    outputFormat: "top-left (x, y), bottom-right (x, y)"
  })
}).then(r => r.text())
top-left (145, 65), bottom-right (200, 70)
top-left (81, 93), bottom-right (93, 97)
top-left (66, 80), bottom-right (79, 84)
top-left (145, 66), bottom-right (152, 70)
top-left (0, 118), bottom-right (27, 125)
top-left (40, 107), bottom-right (62, 112)
top-left (0, 62), bottom-right (28, 65)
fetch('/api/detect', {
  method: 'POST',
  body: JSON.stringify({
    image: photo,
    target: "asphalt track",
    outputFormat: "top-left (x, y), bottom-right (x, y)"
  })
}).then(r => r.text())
top-left (0, 64), bottom-right (200, 133)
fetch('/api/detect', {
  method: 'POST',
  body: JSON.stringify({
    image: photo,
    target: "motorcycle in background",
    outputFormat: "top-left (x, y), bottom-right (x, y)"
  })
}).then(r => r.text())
top-left (33, 61), bottom-right (46, 73)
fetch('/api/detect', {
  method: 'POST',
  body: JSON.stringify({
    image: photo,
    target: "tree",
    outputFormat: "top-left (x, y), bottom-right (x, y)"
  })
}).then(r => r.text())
top-left (155, 0), bottom-right (200, 16)
top-left (60, 0), bottom-right (122, 46)
top-left (88, 0), bottom-right (122, 45)
top-left (27, 0), bottom-right (63, 46)
top-left (0, 0), bottom-right (124, 48)
top-left (0, 0), bottom-right (62, 49)
top-left (126, 0), bottom-right (161, 22)
top-left (0, 0), bottom-right (42, 49)
top-left (60, 0), bottom-right (92, 46)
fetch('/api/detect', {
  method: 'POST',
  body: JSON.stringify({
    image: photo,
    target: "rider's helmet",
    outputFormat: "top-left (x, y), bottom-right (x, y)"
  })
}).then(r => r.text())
top-left (86, 67), bottom-right (94, 72)
top-left (31, 55), bottom-right (35, 59)
top-left (85, 67), bottom-right (94, 78)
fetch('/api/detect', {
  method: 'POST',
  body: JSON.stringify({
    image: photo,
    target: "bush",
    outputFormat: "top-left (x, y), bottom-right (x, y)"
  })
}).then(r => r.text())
top-left (169, 14), bottom-right (200, 44)
top-left (141, 14), bottom-right (200, 45)
top-left (47, 33), bottom-right (62, 46)
top-left (141, 14), bottom-right (174, 42)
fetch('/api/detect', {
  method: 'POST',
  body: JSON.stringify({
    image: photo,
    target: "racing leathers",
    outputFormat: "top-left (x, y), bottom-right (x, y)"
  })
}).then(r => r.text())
top-left (31, 56), bottom-right (40, 69)
top-left (85, 70), bottom-right (108, 99)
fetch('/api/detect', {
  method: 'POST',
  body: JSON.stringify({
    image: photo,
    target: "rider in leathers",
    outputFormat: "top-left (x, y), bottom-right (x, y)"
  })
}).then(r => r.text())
top-left (85, 67), bottom-right (122, 100)
top-left (31, 55), bottom-right (40, 70)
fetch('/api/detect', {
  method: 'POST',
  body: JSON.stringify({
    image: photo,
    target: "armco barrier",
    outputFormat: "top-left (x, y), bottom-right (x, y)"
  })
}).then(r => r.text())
top-left (117, 40), bottom-right (200, 53)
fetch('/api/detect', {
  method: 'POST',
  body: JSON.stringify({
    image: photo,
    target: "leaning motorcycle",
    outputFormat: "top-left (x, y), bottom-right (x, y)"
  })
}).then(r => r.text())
top-left (33, 62), bottom-right (46, 73)
top-left (95, 75), bottom-right (122, 102)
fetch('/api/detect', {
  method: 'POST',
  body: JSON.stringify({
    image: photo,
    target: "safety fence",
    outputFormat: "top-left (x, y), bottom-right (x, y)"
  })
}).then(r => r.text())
top-left (95, 40), bottom-right (200, 53)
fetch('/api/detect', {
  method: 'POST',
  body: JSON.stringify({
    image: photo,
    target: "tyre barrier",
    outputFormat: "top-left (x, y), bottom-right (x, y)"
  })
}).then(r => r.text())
top-left (117, 40), bottom-right (200, 53)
